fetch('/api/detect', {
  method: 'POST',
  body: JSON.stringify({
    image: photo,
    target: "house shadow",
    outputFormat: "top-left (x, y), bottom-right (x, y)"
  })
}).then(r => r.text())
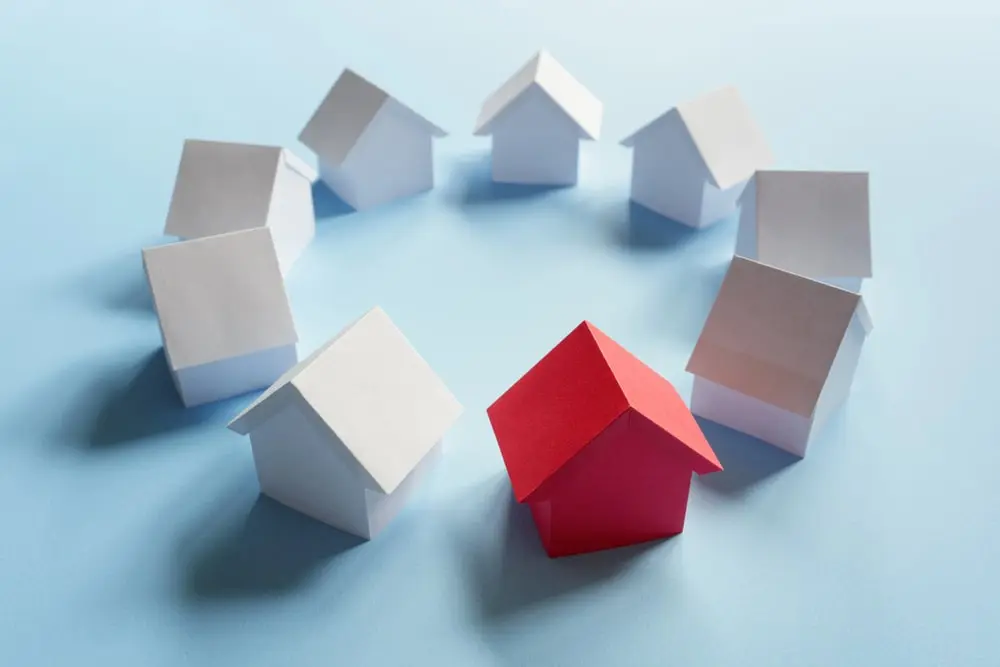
top-left (453, 475), bottom-right (664, 623)
top-left (447, 153), bottom-right (573, 209)
top-left (612, 201), bottom-right (704, 251)
top-left (71, 350), bottom-right (242, 449)
top-left (65, 253), bottom-right (156, 318)
top-left (311, 180), bottom-right (355, 219)
top-left (105, 271), bottom-right (155, 315)
top-left (181, 494), bottom-right (365, 602)
top-left (611, 201), bottom-right (742, 253)
top-left (692, 416), bottom-right (800, 498)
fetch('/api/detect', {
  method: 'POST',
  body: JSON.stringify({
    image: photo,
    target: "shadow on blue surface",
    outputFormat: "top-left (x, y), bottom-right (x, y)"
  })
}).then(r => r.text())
top-left (455, 476), bottom-right (664, 622)
top-left (614, 201), bottom-right (703, 251)
top-left (181, 494), bottom-right (364, 601)
top-left (312, 180), bottom-right (355, 219)
top-left (77, 350), bottom-right (243, 448)
top-left (611, 201), bottom-right (743, 253)
top-left (447, 154), bottom-right (573, 208)
top-left (70, 253), bottom-right (156, 317)
top-left (692, 417), bottom-right (800, 497)
top-left (107, 272), bottom-right (155, 315)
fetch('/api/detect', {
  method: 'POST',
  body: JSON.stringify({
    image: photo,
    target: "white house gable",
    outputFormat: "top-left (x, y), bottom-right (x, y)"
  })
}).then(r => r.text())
top-left (622, 87), bottom-right (772, 228)
top-left (475, 50), bottom-right (602, 140)
top-left (300, 69), bottom-right (446, 211)
top-left (290, 307), bottom-right (463, 495)
top-left (298, 69), bottom-right (389, 169)
top-left (227, 306), bottom-right (462, 537)
top-left (489, 84), bottom-right (583, 185)
top-left (330, 98), bottom-right (434, 210)
top-left (264, 152), bottom-right (317, 274)
top-left (810, 306), bottom-right (871, 434)
top-left (628, 110), bottom-right (711, 223)
top-left (364, 442), bottom-right (443, 538)
top-left (690, 376), bottom-right (813, 457)
top-left (249, 400), bottom-right (372, 538)
top-left (686, 258), bottom-right (870, 456)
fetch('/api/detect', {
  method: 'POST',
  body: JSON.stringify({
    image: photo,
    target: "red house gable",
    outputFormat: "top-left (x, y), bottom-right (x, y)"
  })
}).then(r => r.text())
top-left (587, 323), bottom-right (722, 476)
top-left (487, 321), bottom-right (722, 505)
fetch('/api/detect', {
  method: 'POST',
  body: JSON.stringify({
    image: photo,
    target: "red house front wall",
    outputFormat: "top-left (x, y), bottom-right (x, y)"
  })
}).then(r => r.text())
top-left (526, 409), bottom-right (694, 558)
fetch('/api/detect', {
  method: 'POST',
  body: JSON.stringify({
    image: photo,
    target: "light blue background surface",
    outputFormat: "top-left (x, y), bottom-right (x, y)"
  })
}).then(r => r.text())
top-left (2, 1), bottom-right (999, 665)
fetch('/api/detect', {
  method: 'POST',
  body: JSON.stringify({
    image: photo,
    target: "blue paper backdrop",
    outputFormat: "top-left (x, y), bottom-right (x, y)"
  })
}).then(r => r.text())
top-left (1, 1), bottom-right (998, 665)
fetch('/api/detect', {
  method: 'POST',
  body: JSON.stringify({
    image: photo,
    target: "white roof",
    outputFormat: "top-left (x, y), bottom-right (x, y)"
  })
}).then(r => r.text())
top-left (473, 50), bottom-right (603, 139)
top-left (621, 86), bottom-right (773, 190)
top-left (163, 140), bottom-right (316, 240)
top-left (745, 170), bottom-right (872, 279)
top-left (228, 306), bottom-right (463, 495)
top-left (686, 257), bottom-right (869, 418)
top-left (142, 228), bottom-right (298, 371)
top-left (298, 69), bottom-right (447, 168)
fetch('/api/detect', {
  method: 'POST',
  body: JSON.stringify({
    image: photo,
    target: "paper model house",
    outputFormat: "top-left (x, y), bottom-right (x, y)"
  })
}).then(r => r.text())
top-left (163, 139), bottom-right (317, 276)
top-left (142, 228), bottom-right (299, 407)
top-left (487, 321), bottom-right (722, 558)
top-left (298, 69), bottom-right (448, 212)
top-left (686, 257), bottom-right (872, 457)
top-left (227, 307), bottom-right (463, 539)
top-left (620, 86), bottom-right (774, 228)
top-left (473, 50), bottom-right (603, 186)
top-left (736, 170), bottom-right (872, 292)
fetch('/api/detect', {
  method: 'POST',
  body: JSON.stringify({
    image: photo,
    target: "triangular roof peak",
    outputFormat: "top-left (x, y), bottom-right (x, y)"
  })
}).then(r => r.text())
top-left (474, 50), bottom-right (603, 140)
top-left (299, 68), bottom-right (447, 169)
top-left (584, 322), bottom-right (721, 475)
top-left (620, 85), bottom-right (774, 190)
top-left (228, 306), bottom-right (463, 495)
top-left (488, 321), bottom-right (720, 503)
top-left (686, 257), bottom-right (870, 418)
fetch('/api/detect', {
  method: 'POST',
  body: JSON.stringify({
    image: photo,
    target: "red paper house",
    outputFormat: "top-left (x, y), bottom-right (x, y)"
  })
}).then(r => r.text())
top-left (487, 321), bottom-right (723, 558)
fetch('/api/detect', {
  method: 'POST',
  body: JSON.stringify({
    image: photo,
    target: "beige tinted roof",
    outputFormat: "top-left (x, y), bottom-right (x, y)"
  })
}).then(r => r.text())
top-left (686, 257), bottom-right (863, 417)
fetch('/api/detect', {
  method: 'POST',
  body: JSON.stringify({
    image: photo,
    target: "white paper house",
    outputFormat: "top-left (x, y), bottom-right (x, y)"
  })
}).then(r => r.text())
top-left (620, 86), bottom-right (774, 228)
top-left (736, 170), bottom-right (872, 292)
top-left (163, 140), bottom-right (317, 276)
top-left (473, 50), bottom-right (603, 186)
top-left (227, 306), bottom-right (464, 539)
top-left (686, 257), bottom-right (872, 457)
top-left (298, 69), bottom-right (448, 212)
top-left (142, 228), bottom-right (299, 408)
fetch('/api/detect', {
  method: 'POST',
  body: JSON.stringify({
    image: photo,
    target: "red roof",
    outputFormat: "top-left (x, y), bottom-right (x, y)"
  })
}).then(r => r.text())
top-left (487, 321), bottom-right (722, 503)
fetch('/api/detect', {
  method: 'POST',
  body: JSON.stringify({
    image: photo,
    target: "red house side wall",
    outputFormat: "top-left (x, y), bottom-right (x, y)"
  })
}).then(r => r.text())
top-left (527, 410), bottom-right (694, 558)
